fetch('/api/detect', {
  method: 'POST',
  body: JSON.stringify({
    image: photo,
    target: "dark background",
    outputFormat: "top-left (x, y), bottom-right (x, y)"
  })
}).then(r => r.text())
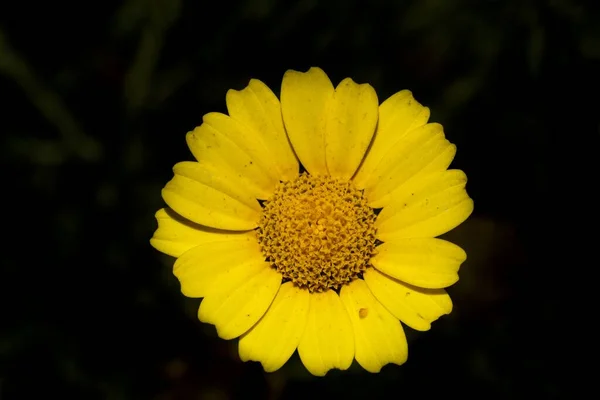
top-left (1, 0), bottom-right (597, 398)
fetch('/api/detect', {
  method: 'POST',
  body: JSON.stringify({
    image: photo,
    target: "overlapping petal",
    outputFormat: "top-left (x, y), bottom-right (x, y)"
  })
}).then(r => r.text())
top-left (340, 279), bottom-right (408, 373)
top-left (353, 90), bottom-right (430, 188)
top-left (281, 67), bottom-right (334, 176)
top-left (363, 123), bottom-right (456, 208)
top-left (376, 169), bottom-right (474, 240)
top-left (364, 269), bottom-right (452, 331)
top-left (198, 261), bottom-right (281, 340)
top-left (162, 161), bottom-right (261, 230)
top-left (324, 78), bottom-right (378, 180)
top-left (226, 79), bottom-right (299, 181)
top-left (150, 208), bottom-right (253, 257)
top-left (186, 114), bottom-right (278, 200)
top-left (173, 235), bottom-right (264, 298)
top-left (371, 238), bottom-right (466, 289)
top-left (298, 290), bottom-right (354, 376)
top-left (239, 282), bottom-right (310, 372)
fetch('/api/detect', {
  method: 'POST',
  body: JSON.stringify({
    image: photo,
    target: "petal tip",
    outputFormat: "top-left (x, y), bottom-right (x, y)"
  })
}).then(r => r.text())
top-left (148, 237), bottom-right (160, 252)
top-left (307, 66), bottom-right (326, 75)
top-left (284, 66), bottom-right (329, 81)
top-left (154, 208), bottom-right (168, 219)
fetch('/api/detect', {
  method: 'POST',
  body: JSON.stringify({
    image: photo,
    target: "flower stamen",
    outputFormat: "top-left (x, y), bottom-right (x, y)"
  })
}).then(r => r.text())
top-left (257, 173), bottom-right (377, 293)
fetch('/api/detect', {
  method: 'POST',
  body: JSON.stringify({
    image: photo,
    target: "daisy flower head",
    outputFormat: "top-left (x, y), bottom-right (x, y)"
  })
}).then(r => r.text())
top-left (151, 67), bottom-right (473, 376)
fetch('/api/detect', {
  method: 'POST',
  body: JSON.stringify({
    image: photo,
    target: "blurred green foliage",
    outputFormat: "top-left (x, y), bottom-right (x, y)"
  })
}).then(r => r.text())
top-left (1, 0), bottom-right (597, 398)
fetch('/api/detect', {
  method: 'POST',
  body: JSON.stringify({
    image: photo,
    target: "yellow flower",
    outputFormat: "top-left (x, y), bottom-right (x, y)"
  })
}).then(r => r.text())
top-left (151, 67), bottom-right (473, 376)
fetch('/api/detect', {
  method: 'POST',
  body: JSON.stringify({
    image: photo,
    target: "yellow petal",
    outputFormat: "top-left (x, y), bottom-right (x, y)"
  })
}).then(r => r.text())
top-left (173, 235), bottom-right (264, 298)
top-left (238, 282), bottom-right (310, 372)
top-left (281, 67), bottom-right (334, 176)
top-left (198, 262), bottom-right (281, 340)
top-left (187, 115), bottom-right (276, 199)
top-left (340, 279), bottom-right (408, 373)
top-left (150, 208), bottom-right (252, 258)
top-left (371, 238), bottom-right (466, 289)
top-left (162, 161), bottom-right (261, 230)
top-left (324, 78), bottom-right (378, 180)
top-left (364, 269), bottom-right (452, 331)
top-left (376, 169), bottom-right (474, 240)
top-left (353, 90), bottom-right (430, 188)
top-left (297, 290), bottom-right (354, 376)
top-left (226, 79), bottom-right (299, 181)
top-left (364, 123), bottom-right (456, 208)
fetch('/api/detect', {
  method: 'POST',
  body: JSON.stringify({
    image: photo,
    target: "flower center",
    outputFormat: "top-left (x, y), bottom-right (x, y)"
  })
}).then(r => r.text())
top-left (257, 172), bottom-right (377, 293)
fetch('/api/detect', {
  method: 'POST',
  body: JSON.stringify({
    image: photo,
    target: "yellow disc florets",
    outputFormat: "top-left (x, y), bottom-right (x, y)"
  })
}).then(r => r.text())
top-left (257, 173), bottom-right (377, 293)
